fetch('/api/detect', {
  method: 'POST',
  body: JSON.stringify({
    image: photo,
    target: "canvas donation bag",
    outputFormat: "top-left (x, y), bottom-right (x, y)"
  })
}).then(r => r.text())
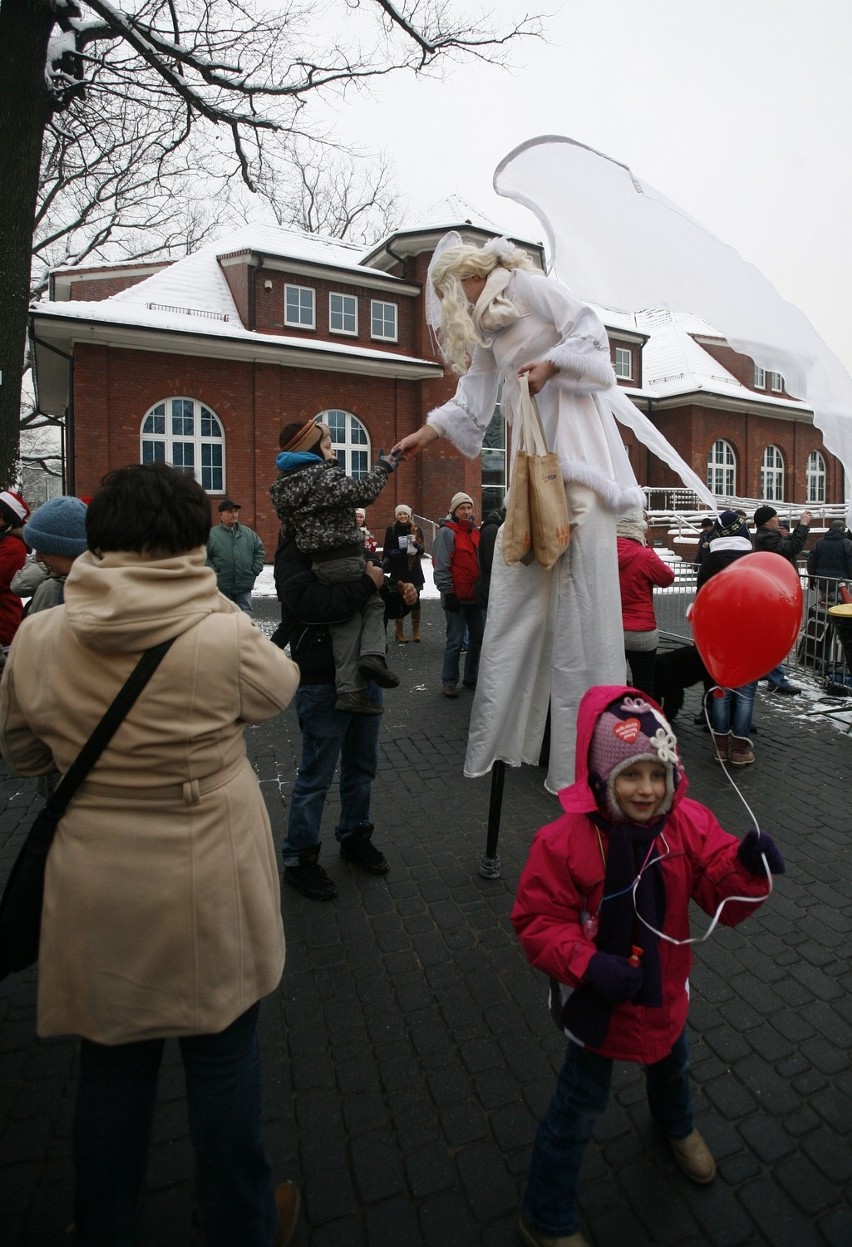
top-left (502, 373), bottom-right (571, 571)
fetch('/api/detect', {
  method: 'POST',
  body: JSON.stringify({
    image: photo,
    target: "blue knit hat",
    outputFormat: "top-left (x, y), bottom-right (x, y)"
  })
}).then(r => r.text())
top-left (23, 496), bottom-right (88, 557)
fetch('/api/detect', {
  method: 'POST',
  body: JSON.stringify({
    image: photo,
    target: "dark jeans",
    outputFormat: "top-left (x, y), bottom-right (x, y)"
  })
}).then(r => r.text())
top-left (521, 1029), bottom-right (693, 1237)
top-left (73, 1003), bottom-right (276, 1247)
top-left (442, 602), bottom-right (484, 686)
top-left (283, 682), bottom-right (381, 865)
top-left (710, 680), bottom-right (758, 737)
top-left (625, 648), bottom-right (657, 697)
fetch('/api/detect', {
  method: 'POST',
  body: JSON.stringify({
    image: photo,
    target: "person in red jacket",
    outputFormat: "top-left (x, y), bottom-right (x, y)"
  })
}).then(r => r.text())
top-left (432, 492), bottom-right (484, 698)
top-left (615, 511), bottom-right (675, 695)
top-left (512, 685), bottom-right (784, 1247)
top-left (0, 489), bottom-right (31, 653)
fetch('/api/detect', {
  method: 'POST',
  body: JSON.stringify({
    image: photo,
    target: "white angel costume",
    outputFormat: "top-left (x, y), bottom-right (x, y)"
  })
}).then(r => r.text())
top-left (427, 260), bottom-right (715, 794)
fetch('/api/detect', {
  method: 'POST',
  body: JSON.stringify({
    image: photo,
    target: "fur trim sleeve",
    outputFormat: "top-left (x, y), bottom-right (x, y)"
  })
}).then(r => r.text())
top-left (427, 401), bottom-right (488, 459)
top-left (545, 341), bottom-right (616, 391)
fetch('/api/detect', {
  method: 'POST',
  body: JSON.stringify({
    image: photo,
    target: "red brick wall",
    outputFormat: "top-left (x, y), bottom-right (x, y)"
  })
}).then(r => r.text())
top-left (71, 344), bottom-right (462, 552)
top-left (68, 272), bottom-right (161, 301)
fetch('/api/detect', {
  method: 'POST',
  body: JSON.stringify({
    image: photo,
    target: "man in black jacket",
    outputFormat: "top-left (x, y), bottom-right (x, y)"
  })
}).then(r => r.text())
top-left (753, 504), bottom-right (812, 694)
top-left (807, 519), bottom-right (852, 602)
top-left (272, 537), bottom-right (417, 900)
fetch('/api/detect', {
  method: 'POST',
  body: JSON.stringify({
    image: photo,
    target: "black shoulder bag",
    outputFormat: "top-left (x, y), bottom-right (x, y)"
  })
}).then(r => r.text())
top-left (0, 638), bottom-right (175, 980)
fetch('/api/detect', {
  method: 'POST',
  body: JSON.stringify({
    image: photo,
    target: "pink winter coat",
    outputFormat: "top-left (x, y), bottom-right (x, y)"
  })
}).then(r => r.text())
top-left (511, 685), bottom-right (772, 1064)
top-left (616, 538), bottom-right (675, 632)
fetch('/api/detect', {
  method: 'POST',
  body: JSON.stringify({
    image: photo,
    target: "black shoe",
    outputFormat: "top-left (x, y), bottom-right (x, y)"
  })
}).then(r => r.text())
top-left (283, 859), bottom-right (338, 900)
top-left (335, 690), bottom-right (383, 715)
top-left (462, 679), bottom-right (477, 689)
top-left (339, 827), bottom-right (389, 875)
top-left (358, 655), bottom-right (400, 688)
top-left (771, 684), bottom-right (800, 696)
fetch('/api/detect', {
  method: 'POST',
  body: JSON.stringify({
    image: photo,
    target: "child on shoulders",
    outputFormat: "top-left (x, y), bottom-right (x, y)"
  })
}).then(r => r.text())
top-left (270, 418), bottom-right (402, 715)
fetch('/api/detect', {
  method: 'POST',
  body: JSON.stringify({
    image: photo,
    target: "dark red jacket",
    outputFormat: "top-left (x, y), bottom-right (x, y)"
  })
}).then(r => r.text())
top-left (0, 532), bottom-right (27, 645)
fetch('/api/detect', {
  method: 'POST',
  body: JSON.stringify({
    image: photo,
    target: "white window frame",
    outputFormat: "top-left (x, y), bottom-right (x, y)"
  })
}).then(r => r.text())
top-left (707, 438), bottom-right (736, 497)
top-left (371, 299), bottom-right (398, 342)
top-left (329, 292), bottom-right (358, 336)
top-left (806, 450), bottom-right (826, 504)
top-left (754, 366), bottom-right (765, 389)
top-left (140, 397), bottom-right (225, 492)
top-left (770, 371), bottom-right (784, 393)
top-left (318, 409), bottom-right (370, 479)
top-left (760, 445), bottom-right (785, 501)
top-left (614, 345), bottom-right (633, 381)
top-left (284, 283), bottom-right (315, 329)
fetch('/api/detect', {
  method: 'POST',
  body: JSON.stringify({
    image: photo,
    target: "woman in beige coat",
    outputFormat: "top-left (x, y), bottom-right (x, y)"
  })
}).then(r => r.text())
top-left (0, 464), bottom-right (300, 1247)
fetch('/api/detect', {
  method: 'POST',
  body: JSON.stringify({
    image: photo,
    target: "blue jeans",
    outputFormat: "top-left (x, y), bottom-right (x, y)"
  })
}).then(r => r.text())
top-left (522, 1030), bottom-right (693, 1237)
top-left (765, 663), bottom-right (791, 689)
top-left (226, 590), bottom-right (253, 615)
top-left (442, 603), bottom-right (485, 686)
top-left (284, 683), bottom-right (381, 865)
top-left (73, 1003), bottom-right (276, 1247)
top-left (710, 680), bottom-right (757, 737)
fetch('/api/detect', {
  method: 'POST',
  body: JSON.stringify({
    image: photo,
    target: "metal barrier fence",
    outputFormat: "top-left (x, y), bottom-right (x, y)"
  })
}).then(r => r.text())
top-left (654, 564), bottom-right (852, 693)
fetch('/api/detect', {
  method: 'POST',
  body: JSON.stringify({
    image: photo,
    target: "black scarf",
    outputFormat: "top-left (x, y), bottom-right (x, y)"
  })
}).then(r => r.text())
top-left (555, 816), bottom-right (666, 1048)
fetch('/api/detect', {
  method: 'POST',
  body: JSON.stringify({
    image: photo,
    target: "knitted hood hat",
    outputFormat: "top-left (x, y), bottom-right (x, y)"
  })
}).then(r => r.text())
top-left (615, 510), bottom-right (647, 544)
top-left (23, 496), bottom-right (88, 557)
top-left (0, 489), bottom-right (30, 529)
top-left (587, 692), bottom-right (682, 823)
top-left (449, 491), bottom-right (473, 516)
top-left (713, 508), bottom-right (751, 541)
top-left (754, 505), bottom-right (777, 528)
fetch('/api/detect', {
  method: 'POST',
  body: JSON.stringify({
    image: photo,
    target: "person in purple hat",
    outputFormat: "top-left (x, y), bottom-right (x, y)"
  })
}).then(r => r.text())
top-left (511, 685), bottom-right (784, 1247)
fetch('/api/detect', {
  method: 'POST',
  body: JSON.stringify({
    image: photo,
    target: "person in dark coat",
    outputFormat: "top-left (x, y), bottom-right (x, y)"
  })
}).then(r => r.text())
top-left (806, 519), bottom-right (852, 602)
top-left (382, 504), bottom-right (425, 642)
top-left (474, 505), bottom-right (505, 609)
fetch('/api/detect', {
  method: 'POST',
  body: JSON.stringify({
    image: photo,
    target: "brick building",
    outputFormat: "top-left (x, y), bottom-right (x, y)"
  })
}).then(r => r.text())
top-left (30, 206), bottom-right (844, 555)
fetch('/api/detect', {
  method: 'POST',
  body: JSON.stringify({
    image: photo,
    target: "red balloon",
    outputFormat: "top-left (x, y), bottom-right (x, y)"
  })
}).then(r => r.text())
top-left (691, 552), bottom-right (803, 687)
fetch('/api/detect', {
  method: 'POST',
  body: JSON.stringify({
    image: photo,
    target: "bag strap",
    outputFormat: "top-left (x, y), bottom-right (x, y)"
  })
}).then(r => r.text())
top-left (43, 637), bottom-right (176, 822)
top-left (517, 374), bottom-right (549, 457)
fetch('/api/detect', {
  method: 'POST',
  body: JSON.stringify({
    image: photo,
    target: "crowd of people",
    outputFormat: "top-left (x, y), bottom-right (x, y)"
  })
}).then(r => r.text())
top-left (0, 232), bottom-right (846, 1247)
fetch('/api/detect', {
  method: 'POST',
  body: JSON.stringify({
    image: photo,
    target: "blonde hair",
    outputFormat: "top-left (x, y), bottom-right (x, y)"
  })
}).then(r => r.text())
top-left (431, 242), bottom-right (535, 375)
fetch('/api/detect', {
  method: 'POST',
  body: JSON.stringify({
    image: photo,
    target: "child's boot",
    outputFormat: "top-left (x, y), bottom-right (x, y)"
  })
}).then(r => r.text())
top-left (729, 735), bottom-right (755, 766)
top-left (394, 617), bottom-right (408, 644)
top-left (668, 1128), bottom-right (716, 1184)
top-left (358, 654), bottom-right (400, 688)
top-left (411, 608), bottom-right (421, 642)
top-left (711, 732), bottom-right (730, 764)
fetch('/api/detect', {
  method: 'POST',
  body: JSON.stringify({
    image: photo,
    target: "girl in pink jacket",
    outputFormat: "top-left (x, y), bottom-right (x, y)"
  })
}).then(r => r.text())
top-left (512, 685), bottom-right (784, 1247)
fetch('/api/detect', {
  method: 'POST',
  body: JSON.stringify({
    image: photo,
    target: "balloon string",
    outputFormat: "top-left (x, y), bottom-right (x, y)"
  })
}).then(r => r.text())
top-left (703, 688), bottom-right (760, 829)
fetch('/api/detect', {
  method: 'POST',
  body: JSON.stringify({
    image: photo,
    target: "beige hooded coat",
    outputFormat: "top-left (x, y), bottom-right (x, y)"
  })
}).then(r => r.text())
top-left (0, 548), bottom-right (299, 1045)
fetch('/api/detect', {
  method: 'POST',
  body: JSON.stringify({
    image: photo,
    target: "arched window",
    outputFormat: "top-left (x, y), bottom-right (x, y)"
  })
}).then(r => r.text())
top-left (707, 439), bottom-right (736, 497)
top-left (318, 409), bottom-right (370, 478)
top-left (806, 450), bottom-right (826, 504)
top-left (760, 445), bottom-right (785, 501)
top-left (141, 398), bottom-right (225, 492)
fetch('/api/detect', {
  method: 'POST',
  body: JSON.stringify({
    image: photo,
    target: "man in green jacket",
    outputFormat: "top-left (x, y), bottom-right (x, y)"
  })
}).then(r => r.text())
top-left (206, 500), bottom-right (265, 614)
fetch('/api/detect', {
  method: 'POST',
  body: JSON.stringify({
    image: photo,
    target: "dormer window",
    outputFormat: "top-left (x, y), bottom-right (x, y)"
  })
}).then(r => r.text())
top-left (614, 345), bottom-right (633, 381)
top-left (284, 284), bottom-right (315, 329)
top-left (754, 366), bottom-right (765, 389)
top-left (329, 292), bottom-right (358, 336)
top-left (770, 371), bottom-right (784, 393)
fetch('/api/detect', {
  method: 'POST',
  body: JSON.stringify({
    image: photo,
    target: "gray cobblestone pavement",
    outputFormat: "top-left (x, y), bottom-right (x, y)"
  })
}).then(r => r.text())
top-left (1, 597), bottom-right (850, 1246)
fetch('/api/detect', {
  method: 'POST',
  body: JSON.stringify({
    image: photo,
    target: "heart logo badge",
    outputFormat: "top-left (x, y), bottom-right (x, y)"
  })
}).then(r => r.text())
top-left (614, 717), bottom-right (641, 744)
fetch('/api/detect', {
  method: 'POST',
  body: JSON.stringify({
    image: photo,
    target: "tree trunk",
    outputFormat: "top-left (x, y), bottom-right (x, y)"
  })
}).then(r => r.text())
top-left (0, 0), bottom-right (55, 486)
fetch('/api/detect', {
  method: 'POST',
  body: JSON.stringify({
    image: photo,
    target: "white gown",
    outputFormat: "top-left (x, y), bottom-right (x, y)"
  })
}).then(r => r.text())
top-left (427, 269), bottom-right (713, 793)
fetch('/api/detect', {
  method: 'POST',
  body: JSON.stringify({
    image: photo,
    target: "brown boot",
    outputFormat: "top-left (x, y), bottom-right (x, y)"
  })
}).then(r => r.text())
top-left (711, 732), bottom-right (730, 764)
top-left (394, 617), bottom-right (408, 644)
top-left (730, 736), bottom-right (755, 766)
top-left (411, 607), bottom-right (421, 642)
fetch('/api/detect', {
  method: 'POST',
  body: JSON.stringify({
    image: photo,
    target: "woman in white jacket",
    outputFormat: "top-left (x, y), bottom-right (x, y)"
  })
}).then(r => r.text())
top-left (397, 236), bottom-right (713, 793)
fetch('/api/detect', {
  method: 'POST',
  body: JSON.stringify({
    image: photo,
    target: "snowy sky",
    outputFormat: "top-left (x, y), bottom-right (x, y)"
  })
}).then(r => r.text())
top-left (314, 0), bottom-right (852, 376)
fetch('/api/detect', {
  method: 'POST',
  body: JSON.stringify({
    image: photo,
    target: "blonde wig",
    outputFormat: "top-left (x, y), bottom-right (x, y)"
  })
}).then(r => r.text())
top-left (430, 240), bottom-right (535, 375)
